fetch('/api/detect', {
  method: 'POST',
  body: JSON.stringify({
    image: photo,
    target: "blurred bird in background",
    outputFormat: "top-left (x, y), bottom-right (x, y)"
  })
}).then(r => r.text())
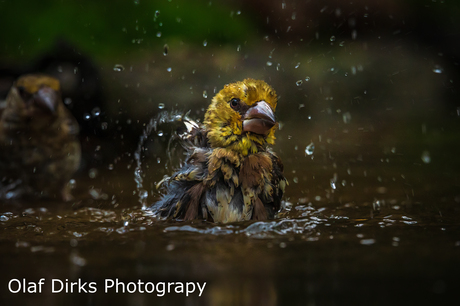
top-left (153, 79), bottom-right (287, 223)
top-left (0, 40), bottom-right (115, 169)
top-left (0, 74), bottom-right (81, 201)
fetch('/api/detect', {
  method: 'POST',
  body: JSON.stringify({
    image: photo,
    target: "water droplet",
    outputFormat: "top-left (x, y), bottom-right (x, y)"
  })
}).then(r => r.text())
top-left (296, 80), bottom-right (303, 86)
top-left (330, 35), bottom-right (336, 42)
top-left (156, 31), bottom-right (162, 37)
top-left (266, 61), bottom-right (273, 66)
top-left (203, 40), bottom-right (207, 47)
top-left (360, 239), bottom-right (376, 245)
top-left (0, 215), bottom-right (9, 221)
top-left (432, 65), bottom-right (443, 74)
top-left (343, 112), bottom-right (352, 124)
top-left (108, 164), bottom-right (114, 170)
top-left (155, 10), bottom-right (160, 17)
top-left (83, 113), bottom-right (91, 121)
top-left (339, 41), bottom-right (345, 47)
top-left (113, 64), bottom-right (125, 72)
top-left (373, 200), bottom-right (381, 211)
top-left (68, 179), bottom-right (76, 189)
top-left (133, 0), bottom-right (139, 5)
top-left (330, 179), bottom-right (336, 190)
top-left (73, 67), bottom-right (78, 74)
top-left (163, 44), bottom-right (169, 56)
top-left (203, 90), bottom-right (208, 98)
top-left (293, 177), bottom-right (298, 183)
top-left (139, 189), bottom-right (148, 200)
top-left (236, 45), bottom-right (241, 52)
top-left (305, 142), bottom-right (315, 155)
top-left (157, 130), bottom-right (164, 136)
top-left (421, 151), bottom-right (431, 163)
top-left (88, 168), bottom-right (98, 179)
top-left (167, 67), bottom-right (172, 72)
top-left (351, 30), bottom-right (357, 40)
top-left (91, 107), bottom-right (101, 117)
top-left (158, 103), bottom-right (165, 109)
top-left (295, 62), bottom-right (300, 69)
top-left (351, 66), bottom-right (357, 75)
top-left (305, 76), bottom-right (310, 82)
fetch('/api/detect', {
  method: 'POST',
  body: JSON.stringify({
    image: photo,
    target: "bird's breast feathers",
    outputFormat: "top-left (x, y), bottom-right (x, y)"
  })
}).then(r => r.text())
top-left (154, 79), bottom-right (286, 223)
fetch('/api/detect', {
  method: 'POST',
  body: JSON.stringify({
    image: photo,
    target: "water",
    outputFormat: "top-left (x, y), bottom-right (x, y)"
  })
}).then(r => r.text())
top-left (2, 58), bottom-right (460, 306)
top-left (305, 142), bottom-right (315, 155)
top-left (1, 166), bottom-right (459, 304)
top-left (133, 111), bottom-right (192, 208)
top-left (113, 64), bottom-right (125, 72)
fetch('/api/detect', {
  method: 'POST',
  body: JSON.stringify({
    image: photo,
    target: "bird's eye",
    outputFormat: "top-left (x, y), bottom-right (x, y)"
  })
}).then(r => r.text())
top-left (17, 86), bottom-right (25, 95)
top-left (229, 98), bottom-right (240, 110)
top-left (17, 86), bottom-right (28, 99)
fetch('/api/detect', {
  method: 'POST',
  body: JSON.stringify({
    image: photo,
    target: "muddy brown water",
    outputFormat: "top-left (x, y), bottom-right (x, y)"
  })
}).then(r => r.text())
top-left (1, 40), bottom-right (460, 305)
top-left (1, 109), bottom-right (459, 305)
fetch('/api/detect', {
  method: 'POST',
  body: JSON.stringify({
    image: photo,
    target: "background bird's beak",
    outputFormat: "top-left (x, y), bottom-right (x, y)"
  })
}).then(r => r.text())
top-left (242, 100), bottom-right (276, 135)
top-left (33, 87), bottom-right (58, 114)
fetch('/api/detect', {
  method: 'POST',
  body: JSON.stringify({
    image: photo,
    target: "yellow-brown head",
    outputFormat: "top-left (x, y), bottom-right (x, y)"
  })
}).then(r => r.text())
top-left (204, 79), bottom-right (278, 156)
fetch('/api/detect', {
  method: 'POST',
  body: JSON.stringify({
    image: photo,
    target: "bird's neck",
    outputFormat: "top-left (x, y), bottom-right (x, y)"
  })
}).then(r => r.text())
top-left (222, 133), bottom-right (267, 156)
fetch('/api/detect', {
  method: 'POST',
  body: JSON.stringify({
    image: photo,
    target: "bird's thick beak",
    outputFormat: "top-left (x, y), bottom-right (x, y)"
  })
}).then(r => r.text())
top-left (242, 100), bottom-right (276, 135)
top-left (33, 87), bottom-right (58, 114)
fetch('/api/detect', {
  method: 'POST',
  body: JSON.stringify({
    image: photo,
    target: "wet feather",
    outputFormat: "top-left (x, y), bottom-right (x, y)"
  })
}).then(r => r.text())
top-left (152, 79), bottom-right (287, 223)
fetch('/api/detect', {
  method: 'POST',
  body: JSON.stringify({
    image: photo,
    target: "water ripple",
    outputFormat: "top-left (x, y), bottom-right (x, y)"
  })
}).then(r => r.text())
top-left (164, 216), bottom-right (324, 238)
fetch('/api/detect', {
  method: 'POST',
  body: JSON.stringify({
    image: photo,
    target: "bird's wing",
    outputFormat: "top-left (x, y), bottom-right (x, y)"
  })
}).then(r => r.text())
top-left (259, 150), bottom-right (287, 218)
top-left (153, 145), bottom-right (210, 220)
top-left (179, 117), bottom-right (209, 148)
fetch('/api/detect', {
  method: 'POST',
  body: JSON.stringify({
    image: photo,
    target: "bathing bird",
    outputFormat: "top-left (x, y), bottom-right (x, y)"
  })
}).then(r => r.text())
top-left (153, 79), bottom-right (287, 223)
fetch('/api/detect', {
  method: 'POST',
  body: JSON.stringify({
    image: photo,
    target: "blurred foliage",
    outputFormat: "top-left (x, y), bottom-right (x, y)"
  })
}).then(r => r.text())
top-left (0, 0), bottom-right (254, 63)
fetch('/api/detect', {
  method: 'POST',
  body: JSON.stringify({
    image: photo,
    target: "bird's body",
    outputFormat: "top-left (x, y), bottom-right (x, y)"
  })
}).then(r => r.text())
top-left (153, 79), bottom-right (287, 223)
top-left (0, 74), bottom-right (81, 200)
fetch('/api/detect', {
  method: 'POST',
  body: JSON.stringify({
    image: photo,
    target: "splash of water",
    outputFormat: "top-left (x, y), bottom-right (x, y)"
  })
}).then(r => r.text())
top-left (162, 217), bottom-right (325, 238)
top-left (134, 111), bottom-right (193, 209)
